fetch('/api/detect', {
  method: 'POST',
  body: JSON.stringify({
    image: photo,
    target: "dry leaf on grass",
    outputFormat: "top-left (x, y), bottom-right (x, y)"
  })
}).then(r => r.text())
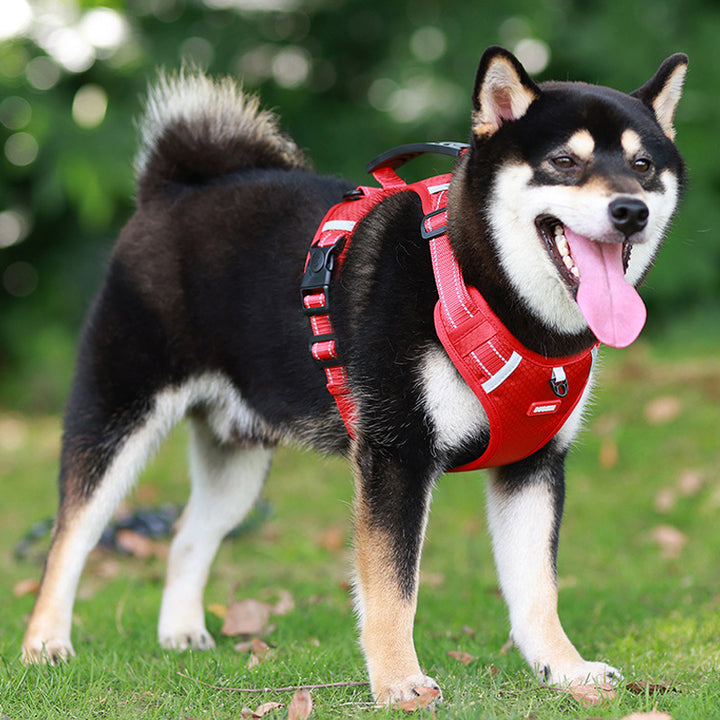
top-left (287, 689), bottom-right (313, 720)
top-left (115, 529), bottom-right (168, 559)
top-left (599, 438), bottom-right (619, 469)
top-left (247, 638), bottom-right (271, 667)
top-left (677, 470), bottom-right (703, 496)
top-left (654, 487), bottom-right (677, 514)
top-left (652, 524), bottom-right (687, 559)
top-left (241, 700), bottom-right (284, 718)
top-left (272, 589), bottom-right (295, 616)
top-left (644, 396), bottom-right (683, 425)
top-left (317, 527), bottom-right (345, 552)
top-left (207, 602), bottom-right (227, 619)
top-left (13, 578), bottom-right (40, 598)
top-left (221, 599), bottom-right (272, 636)
top-left (447, 650), bottom-right (476, 665)
top-left (560, 682), bottom-right (616, 707)
top-left (625, 680), bottom-right (679, 695)
top-left (393, 686), bottom-right (440, 712)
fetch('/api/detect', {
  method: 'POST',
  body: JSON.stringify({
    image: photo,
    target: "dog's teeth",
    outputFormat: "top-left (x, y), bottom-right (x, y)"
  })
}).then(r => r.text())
top-left (571, 266), bottom-right (580, 278)
top-left (556, 235), bottom-right (569, 257)
top-left (563, 255), bottom-right (575, 271)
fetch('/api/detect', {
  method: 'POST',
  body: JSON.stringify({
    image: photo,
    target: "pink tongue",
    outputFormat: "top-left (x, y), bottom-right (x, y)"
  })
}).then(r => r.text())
top-left (564, 228), bottom-right (646, 348)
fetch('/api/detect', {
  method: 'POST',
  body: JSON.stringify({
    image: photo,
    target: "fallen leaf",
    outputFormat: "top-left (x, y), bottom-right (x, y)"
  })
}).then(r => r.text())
top-left (317, 527), bottom-right (344, 552)
top-left (207, 603), bottom-right (227, 619)
top-left (652, 524), bottom-right (687, 559)
top-left (561, 682), bottom-right (616, 707)
top-left (625, 680), bottom-right (679, 695)
top-left (272, 589), bottom-right (295, 616)
top-left (248, 701), bottom-right (284, 717)
top-left (248, 638), bottom-right (271, 667)
top-left (599, 438), bottom-right (619, 469)
top-left (221, 599), bottom-right (272, 636)
top-left (654, 487), bottom-right (676, 514)
top-left (499, 637), bottom-right (514, 655)
top-left (115, 529), bottom-right (168, 559)
top-left (447, 650), bottom-right (476, 665)
top-left (644, 396), bottom-right (682, 425)
top-left (677, 470), bottom-right (703, 496)
top-left (619, 713), bottom-right (672, 720)
top-left (287, 689), bottom-right (313, 720)
top-left (393, 686), bottom-right (440, 712)
top-left (13, 578), bottom-right (40, 598)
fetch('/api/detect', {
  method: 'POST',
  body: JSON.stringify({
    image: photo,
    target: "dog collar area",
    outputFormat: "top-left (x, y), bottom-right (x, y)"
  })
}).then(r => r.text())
top-left (300, 142), bottom-right (597, 471)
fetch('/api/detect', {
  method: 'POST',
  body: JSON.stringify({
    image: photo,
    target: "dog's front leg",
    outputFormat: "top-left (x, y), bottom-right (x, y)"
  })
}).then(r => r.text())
top-left (351, 439), bottom-right (440, 706)
top-left (487, 448), bottom-right (621, 687)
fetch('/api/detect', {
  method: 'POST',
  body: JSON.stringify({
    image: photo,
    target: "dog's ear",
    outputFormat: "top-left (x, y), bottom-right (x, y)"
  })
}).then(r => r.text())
top-left (631, 53), bottom-right (688, 141)
top-left (472, 46), bottom-right (540, 138)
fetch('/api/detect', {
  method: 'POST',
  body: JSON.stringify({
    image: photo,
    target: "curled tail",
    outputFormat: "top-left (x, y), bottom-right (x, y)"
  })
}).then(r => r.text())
top-left (134, 69), bottom-right (309, 203)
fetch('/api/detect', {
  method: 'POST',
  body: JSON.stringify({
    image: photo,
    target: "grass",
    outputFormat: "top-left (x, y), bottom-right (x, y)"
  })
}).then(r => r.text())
top-left (1, 332), bottom-right (720, 718)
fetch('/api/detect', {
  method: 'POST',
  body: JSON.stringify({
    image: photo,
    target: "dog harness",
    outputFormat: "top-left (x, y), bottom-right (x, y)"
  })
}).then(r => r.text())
top-left (301, 143), bottom-right (598, 471)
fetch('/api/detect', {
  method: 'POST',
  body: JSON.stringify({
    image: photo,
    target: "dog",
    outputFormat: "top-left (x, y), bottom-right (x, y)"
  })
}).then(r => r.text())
top-left (22, 46), bottom-right (687, 705)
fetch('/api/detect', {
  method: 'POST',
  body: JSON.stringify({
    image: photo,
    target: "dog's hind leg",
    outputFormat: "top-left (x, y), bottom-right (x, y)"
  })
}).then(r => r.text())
top-left (22, 388), bottom-right (183, 664)
top-left (158, 418), bottom-right (272, 650)
top-left (487, 448), bottom-right (622, 686)
top-left (351, 439), bottom-right (441, 706)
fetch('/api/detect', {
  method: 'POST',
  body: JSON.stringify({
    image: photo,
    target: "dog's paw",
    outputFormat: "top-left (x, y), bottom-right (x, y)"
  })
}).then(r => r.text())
top-left (21, 638), bottom-right (75, 666)
top-left (159, 628), bottom-right (216, 651)
top-left (542, 660), bottom-right (623, 687)
top-left (377, 674), bottom-right (443, 707)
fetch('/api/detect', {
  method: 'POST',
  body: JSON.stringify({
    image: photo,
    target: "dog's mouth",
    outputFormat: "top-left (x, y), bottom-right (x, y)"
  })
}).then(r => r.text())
top-left (536, 216), bottom-right (633, 291)
top-left (535, 216), bottom-right (645, 348)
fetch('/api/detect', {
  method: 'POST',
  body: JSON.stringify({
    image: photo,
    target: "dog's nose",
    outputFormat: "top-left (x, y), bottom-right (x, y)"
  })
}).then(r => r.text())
top-left (609, 197), bottom-right (649, 237)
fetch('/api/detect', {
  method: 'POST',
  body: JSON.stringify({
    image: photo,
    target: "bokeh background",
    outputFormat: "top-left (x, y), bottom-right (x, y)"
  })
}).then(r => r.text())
top-left (1, 0), bottom-right (718, 412)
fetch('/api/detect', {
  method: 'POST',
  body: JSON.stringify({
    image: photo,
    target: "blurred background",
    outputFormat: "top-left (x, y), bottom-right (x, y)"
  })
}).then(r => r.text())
top-left (1, 0), bottom-right (718, 412)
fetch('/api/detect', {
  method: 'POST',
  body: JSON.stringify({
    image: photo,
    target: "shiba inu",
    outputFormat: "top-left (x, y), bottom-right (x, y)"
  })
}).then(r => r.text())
top-left (22, 46), bottom-right (687, 705)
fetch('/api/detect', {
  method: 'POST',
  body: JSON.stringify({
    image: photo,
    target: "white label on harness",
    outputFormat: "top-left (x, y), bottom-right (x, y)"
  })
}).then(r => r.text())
top-left (428, 183), bottom-right (450, 194)
top-left (323, 220), bottom-right (356, 232)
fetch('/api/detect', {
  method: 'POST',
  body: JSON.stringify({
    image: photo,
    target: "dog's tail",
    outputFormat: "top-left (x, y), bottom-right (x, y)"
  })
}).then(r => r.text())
top-left (134, 68), bottom-right (309, 203)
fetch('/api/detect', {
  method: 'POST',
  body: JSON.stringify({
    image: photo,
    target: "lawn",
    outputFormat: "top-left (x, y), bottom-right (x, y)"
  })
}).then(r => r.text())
top-left (1, 327), bottom-right (719, 719)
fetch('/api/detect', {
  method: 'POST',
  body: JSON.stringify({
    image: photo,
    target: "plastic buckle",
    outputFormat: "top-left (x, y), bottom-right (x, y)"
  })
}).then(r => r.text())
top-left (300, 238), bottom-right (345, 316)
top-left (421, 208), bottom-right (448, 240)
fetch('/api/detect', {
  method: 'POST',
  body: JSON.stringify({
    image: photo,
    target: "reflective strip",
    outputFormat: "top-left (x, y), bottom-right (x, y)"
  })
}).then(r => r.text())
top-left (322, 220), bottom-right (356, 232)
top-left (481, 351), bottom-right (522, 393)
top-left (427, 183), bottom-right (450, 193)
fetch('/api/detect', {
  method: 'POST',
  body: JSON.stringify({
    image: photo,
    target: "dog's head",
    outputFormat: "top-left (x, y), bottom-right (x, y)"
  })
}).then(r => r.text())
top-left (462, 46), bottom-right (687, 348)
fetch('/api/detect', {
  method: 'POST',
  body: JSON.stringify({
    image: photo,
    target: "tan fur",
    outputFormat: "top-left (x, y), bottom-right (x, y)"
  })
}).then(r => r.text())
top-left (566, 129), bottom-right (595, 162)
top-left (352, 470), bottom-right (426, 704)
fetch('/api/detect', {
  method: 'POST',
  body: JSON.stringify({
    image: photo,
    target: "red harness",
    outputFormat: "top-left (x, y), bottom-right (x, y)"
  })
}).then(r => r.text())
top-left (301, 144), bottom-right (597, 471)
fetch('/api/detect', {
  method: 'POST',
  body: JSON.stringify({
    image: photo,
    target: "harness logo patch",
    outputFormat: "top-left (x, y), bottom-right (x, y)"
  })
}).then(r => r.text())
top-left (527, 400), bottom-right (562, 416)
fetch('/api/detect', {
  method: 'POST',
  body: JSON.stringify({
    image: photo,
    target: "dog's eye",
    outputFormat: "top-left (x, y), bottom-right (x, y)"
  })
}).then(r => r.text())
top-left (552, 156), bottom-right (576, 169)
top-left (632, 157), bottom-right (652, 173)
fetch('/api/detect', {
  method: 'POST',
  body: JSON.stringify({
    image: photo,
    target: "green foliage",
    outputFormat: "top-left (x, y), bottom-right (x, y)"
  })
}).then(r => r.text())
top-left (1, 0), bottom-right (719, 410)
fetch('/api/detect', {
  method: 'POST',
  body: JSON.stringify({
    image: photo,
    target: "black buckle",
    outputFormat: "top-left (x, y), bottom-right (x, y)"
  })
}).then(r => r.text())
top-left (300, 238), bottom-right (346, 316)
top-left (421, 207), bottom-right (448, 240)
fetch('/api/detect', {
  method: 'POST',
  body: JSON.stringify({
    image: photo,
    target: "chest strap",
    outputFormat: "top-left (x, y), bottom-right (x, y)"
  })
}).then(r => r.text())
top-left (301, 144), bottom-right (597, 470)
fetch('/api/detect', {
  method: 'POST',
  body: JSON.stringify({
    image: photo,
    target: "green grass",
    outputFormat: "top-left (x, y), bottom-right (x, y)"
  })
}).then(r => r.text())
top-left (2, 334), bottom-right (720, 718)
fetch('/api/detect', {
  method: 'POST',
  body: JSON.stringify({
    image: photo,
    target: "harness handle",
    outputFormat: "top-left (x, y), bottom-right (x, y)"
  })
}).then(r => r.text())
top-left (366, 141), bottom-right (468, 174)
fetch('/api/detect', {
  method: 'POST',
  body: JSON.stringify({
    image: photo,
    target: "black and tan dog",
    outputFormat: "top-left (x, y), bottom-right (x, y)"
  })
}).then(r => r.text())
top-left (23, 47), bottom-right (687, 705)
